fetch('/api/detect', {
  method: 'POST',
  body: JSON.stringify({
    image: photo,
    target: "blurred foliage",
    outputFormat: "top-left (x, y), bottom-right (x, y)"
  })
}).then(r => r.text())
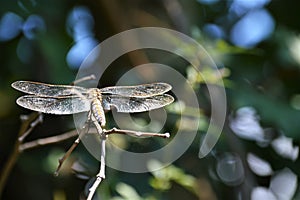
top-left (1, 0), bottom-right (300, 200)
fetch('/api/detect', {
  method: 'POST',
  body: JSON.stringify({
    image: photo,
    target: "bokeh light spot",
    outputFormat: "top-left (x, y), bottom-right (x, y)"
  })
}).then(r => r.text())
top-left (22, 14), bottom-right (46, 40)
top-left (230, 9), bottom-right (275, 48)
top-left (0, 12), bottom-right (23, 41)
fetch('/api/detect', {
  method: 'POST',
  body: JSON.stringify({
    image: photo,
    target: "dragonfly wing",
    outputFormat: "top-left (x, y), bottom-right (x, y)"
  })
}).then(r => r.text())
top-left (99, 82), bottom-right (172, 97)
top-left (102, 94), bottom-right (174, 113)
top-left (11, 81), bottom-right (88, 97)
top-left (16, 95), bottom-right (90, 114)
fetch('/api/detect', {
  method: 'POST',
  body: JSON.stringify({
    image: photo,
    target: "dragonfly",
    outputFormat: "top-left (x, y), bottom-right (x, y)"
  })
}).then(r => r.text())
top-left (12, 80), bottom-right (174, 193)
top-left (11, 81), bottom-right (174, 128)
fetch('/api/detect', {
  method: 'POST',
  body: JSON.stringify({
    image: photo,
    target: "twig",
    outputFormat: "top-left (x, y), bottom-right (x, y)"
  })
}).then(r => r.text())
top-left (85, 116), bottom-right (171, 200)
top-left (85, 115), bottom-right (106, 200)
top-left (19, 129), bottom-right (78, 152)
top-left (54, 137), bottom-right (80, 176)
top-left (2, 111), bottom-right (170, 199)
top-left (1, 75), bottom-right (99, 197)
top-left (71, 74), bottom-right (96, 85)
top-left (0, 112), bottom-right (40, 196)
top-left (53, 126), bottom-right (170, 177)
top-left (53, 120), bottom-right (93, 176)
top-left (18, 112), bottom-right (43, 142)
top-left (104, 127), bottom-right (170, 138)
top-left (98, 139), bottom-right (106, 179)
top-left (87, 139), bottom-right (106, 200)
top-left (54, 111), bottom-right (98, 176)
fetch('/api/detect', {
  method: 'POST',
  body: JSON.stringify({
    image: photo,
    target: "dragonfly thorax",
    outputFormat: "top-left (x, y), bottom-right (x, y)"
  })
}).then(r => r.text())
top-left (89, 89), bottom-right (106, 127)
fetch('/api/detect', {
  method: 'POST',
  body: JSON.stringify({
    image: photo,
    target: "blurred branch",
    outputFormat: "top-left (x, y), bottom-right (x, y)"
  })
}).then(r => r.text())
top-left (0, 112), bottom-right (79, 198)
top-left (96, 0), bottom-right (160, 80)
top-left (162, 0), bottom-right (189, 33)
top-left (0, 112), bottom-right (41, 196)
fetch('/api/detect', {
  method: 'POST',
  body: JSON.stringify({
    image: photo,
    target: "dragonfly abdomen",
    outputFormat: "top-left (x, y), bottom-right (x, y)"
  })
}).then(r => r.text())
top-left (91, 95), bottom-right (106, 127)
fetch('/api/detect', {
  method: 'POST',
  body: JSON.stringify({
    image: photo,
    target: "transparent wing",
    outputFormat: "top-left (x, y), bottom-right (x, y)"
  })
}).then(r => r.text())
top-left (16, 95), bottom-right (90, 114)
top-left (102, 94), bottom-right (174, 113)
top-left (99, 82), bottom-right (172, 97)
top-left (11, 81), bottom-right (88, 97)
